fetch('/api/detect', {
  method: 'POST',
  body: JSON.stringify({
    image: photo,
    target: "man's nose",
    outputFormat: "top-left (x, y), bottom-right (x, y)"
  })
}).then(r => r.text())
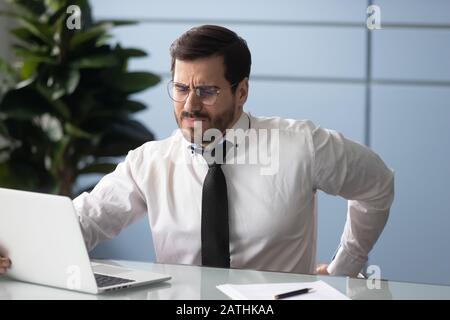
top-left (183, 90), bottom-right (202, 113)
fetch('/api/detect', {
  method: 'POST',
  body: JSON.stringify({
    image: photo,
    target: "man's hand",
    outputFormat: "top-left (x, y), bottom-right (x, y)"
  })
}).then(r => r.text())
top-left (315, 263), bottom-right (330, 275)
top-left (0, 256), bottom-right (11, 275)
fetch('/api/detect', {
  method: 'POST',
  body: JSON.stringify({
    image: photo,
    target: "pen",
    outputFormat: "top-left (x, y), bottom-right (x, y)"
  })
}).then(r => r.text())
top-left (274, 288), bottom-right (313, 300)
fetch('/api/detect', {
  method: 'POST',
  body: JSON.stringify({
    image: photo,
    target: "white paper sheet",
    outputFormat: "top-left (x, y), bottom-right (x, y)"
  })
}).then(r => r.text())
top-left (217, 280), bottom-right (350, 300)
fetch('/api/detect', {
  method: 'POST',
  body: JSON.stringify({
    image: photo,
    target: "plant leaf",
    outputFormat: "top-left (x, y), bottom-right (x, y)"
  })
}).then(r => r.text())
top-left (36, 67), bottom-right (80, 101)
top-left (117, 48), bottom-right (148, 58)
top-left (48, 5), bottom-right (68, 25)
top-left (66, 68), bottom-right (80, 94)
top-left (95, 34), bottom-right (113, 46)
top-left (18, 17), bottom-right (54, 45)
top-left (94, 19), bottom-right (138, 27)
top-left (69, 23), bottom-right (112, 49)
top-left (1, 0), bottom-right (158, 197)
top-left (34, 84), bottom-right (71, 119)
top-left (20, 59), bottom-right (39, 79)
top-left (9, 0), bottom-right (46, 17)
top-left (93, 119), bottom-right (154, 157)
top-left (64, 123), bottom-right (95, 139)
top-left (0, 86), bottom-right (52, 120)
top-left (10, 27), bottom-right (46, 45)
top-left (105, 72), bottom-right (160, 94)
top-left (0, 56), bottom-right (17, 84)
top-left (71, 54), bottom-right (119, 69)
top-left (123, 100), bottom-right (147, 113)
top-left (14, 45), bottom-right (55, 64)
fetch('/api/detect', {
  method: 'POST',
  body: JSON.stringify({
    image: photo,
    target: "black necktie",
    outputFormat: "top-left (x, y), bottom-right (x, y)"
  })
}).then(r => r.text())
top-left (201, 162), bottom-right (230, 268)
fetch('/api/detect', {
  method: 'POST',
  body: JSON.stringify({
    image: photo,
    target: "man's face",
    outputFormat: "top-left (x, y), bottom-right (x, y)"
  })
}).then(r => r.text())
top-left (172, 55), bottom-right (247, 145)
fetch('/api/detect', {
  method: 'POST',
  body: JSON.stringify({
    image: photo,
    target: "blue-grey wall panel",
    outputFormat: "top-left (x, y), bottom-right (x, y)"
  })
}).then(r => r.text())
top-left (245, 81), bottom-right (366, 142)
top-left (370, 85), bottom-right (450, 285)
top-left (375, 0), bottom-right (450, 24)
top-left (109, 23), bottom-right (366, 79)
top-left (91, 0), bottom-right (366, 23)
top-left (372, 29), bottom-right (450, 81)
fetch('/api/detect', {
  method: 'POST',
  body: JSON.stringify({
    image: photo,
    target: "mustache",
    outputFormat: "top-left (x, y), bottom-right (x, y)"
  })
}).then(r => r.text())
top-left (181, 111), bottom-right (209, 120)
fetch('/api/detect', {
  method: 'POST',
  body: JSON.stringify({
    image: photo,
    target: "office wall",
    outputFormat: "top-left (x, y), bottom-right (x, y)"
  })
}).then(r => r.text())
top-left (369, 0), bottom-right (450, 285)
top-left (89, 0), bottom-right (450, 285)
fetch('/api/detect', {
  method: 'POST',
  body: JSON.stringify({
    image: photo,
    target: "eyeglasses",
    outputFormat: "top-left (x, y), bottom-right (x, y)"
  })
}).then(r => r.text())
top-left (167, 80), bottom-right (238, 106)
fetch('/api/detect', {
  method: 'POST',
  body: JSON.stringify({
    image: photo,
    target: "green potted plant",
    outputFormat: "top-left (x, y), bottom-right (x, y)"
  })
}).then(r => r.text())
top-left (0, 0), bottom-right (159, 197)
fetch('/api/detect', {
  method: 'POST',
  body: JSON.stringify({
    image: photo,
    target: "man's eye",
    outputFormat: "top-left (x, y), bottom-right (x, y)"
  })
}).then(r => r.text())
top-left (175, 85), bottom-right (189, 92)
top-left (198, 87), bottom-right (216, 97)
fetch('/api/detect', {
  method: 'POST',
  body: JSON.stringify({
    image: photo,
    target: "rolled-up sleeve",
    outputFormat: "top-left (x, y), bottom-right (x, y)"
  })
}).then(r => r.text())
top-left (311, 125), bottom-right (395, 276)
top-left (72, 149), bottom-right (147, 251)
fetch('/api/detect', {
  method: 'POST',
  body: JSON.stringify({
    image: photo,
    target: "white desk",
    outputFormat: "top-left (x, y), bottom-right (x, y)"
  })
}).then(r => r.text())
top-left (1, 260), bottom-right (450, 300)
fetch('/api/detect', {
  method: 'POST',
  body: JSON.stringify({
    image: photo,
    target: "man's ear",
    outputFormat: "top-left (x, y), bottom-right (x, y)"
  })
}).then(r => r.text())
top-left (236, 77), bottom-right (249, 108)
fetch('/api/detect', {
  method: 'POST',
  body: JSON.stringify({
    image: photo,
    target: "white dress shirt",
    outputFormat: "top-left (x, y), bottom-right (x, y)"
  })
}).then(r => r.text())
top-left (73, 112), bottom-right (394, 276)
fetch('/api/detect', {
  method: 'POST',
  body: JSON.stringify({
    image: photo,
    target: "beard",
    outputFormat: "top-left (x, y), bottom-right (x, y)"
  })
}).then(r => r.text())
top-left (174, 103), bottom-right (237, 145)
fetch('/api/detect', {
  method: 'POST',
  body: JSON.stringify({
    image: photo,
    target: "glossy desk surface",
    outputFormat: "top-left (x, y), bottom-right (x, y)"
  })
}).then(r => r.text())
top-left (1, 260), bottom-right (450, 300)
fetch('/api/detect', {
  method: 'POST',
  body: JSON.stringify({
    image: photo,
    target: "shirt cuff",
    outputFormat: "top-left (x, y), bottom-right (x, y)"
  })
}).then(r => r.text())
top-left (326, 246), bottom-right (367, 277)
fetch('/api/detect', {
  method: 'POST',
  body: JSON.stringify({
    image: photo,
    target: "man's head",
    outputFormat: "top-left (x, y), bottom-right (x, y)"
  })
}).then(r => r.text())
top-left (169, 25), bottom-right (251, 144)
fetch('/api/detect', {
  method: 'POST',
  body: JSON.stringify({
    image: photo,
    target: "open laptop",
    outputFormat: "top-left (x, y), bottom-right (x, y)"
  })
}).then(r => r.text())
top-left (0, 187), bottom-right (171, 294)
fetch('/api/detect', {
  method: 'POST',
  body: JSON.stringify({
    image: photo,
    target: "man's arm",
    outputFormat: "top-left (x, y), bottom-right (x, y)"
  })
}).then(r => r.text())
top-left (310, 125), bottom-right (395, 277)
top-left (73, 148), bottom-right (147, 252)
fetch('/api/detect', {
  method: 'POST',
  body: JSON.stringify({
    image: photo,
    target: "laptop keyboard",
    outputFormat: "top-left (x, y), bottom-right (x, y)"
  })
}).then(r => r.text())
top-left (94, 273), bottom-right (135, 288)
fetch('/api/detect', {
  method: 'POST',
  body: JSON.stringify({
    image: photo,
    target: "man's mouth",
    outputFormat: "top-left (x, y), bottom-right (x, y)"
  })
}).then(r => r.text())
top-left (183, 117), bottom-right (208, 124)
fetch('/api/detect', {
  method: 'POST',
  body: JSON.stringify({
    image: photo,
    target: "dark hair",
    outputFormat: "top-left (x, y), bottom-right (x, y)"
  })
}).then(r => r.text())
top-left (170, 25), bottom-right (251, 93)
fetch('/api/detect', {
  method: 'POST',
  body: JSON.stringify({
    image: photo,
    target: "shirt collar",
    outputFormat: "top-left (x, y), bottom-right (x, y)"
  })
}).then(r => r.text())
top-left (187, 111), bottom-right (251, 157)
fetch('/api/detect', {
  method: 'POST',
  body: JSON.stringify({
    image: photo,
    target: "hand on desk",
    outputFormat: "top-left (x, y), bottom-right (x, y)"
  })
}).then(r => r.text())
top-left (0, 256), bottom-right (11, 275)
top-left (315, 263), bottom-right (330, 275)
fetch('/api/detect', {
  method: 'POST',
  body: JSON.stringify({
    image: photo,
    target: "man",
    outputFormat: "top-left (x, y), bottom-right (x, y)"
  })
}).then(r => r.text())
top-left (0, 25), bottom-right (394, 277)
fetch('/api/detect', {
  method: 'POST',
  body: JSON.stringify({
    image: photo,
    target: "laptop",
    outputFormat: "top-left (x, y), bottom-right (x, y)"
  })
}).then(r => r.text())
top-left (0, 187), bottom-right (171, 294)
